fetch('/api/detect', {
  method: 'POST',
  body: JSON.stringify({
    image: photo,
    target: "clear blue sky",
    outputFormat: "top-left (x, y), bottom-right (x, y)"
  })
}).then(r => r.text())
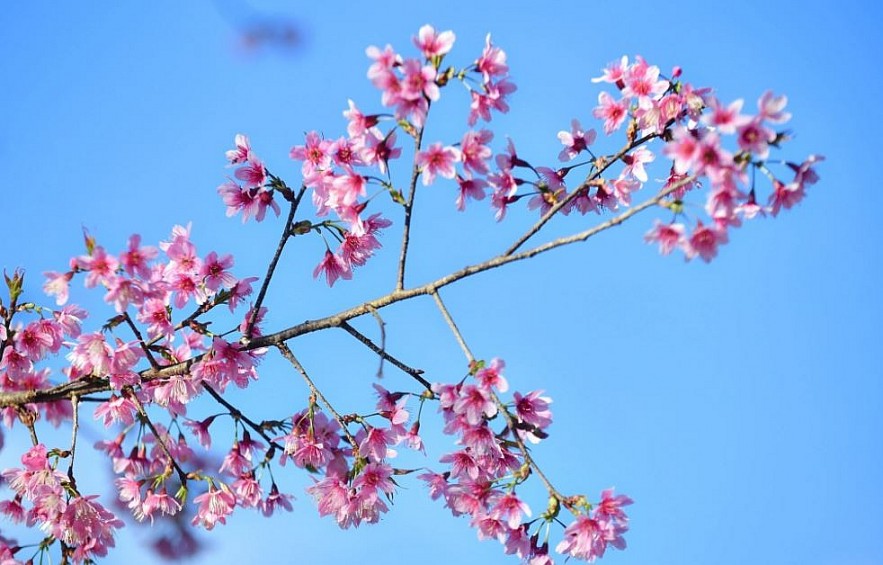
top-left (1, 2), bottom-right (881, 564)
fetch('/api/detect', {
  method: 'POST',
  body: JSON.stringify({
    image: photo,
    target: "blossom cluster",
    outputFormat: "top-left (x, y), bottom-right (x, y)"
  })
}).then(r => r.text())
top-left (299, 384), bottom-right (425, 529)
top-left (230, 25), bottom-right (823, 286)
top-left (416, 358), bottom-right (631, 563)
top-left (218, 25), bottom-right (520, 286)
top-left (584, 55), bottom-right (827, 262)
top-left (219, 133), bottom-right (282, 224)
top-left (2, 444), bottom-right (123, 563)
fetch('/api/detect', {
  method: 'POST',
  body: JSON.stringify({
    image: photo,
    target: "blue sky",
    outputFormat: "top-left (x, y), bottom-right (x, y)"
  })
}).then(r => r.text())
top-left (1, 2), bottom-right (881, 564)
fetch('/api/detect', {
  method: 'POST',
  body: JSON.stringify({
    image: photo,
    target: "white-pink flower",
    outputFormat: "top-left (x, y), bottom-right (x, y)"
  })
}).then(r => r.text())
top-left (416, 143), bottom-right (460, 186)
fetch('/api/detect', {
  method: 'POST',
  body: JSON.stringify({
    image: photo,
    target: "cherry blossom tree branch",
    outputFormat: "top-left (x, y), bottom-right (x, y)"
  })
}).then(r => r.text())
top-left (244, 184), bottom-right (307, 340)
top-left (504, 130), bottom-right (660, 256)
top-left (430, 290), bottom-right (474, 362)
top-left (129, 391), bottom-right (190, 486)
top-left (366, 306), bottom-right (387, 378)
top-left (0, 177), bottom-right (690, 410)
top-left (338, 321), bottom-right (431, 390)
top-left (431, 286), bottom-right (569, 507)
top-left (395, 125), bottom-right (425, 291)
top-left (122, 312), bottom-right (160, 370)
top-left (275, 342), bottom-right (359, 450)
top-left (66, 395), bottom-right (80, 490)
top-left (201, 383), bottom-right (285, 456)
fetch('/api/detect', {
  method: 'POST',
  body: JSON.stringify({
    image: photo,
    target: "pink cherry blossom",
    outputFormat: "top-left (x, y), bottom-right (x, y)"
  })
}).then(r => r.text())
top-left (702, 96), bottom-right (750, 134)
top-left (416, 143), bottom-right (460, 186)
top-left (313, 250), bottom-right (352, 287)
top-left (218, 182), bottom-right (280, 223)
top-left (140, 488), bottom-right (182, 523)
top-left (557, 119), bottom-right (596, 161)
top-left (476, 34), bottom-right (508, 79)
top-left (513, 390), bottom-right (553, 436)
top-left (758, 90), bottom-right (791, 124)
top-left (556, 515), bottom-right (607, 561)
top-left (199, 251), bottom-right (235, 292)
top-left (736, 118), bottom-right (775, 159)
top-left (225, 133), bottom-right (252, 165)
top-left (595, 488), bottom-right (633, 523)
top-left (290, 131), bottom-right (334, 174)
top-left (460, 129), bottom-right (494, 174)
top-left (68, 332), bottom-right (114, 378)
top-left (453, 384), bottom-right (497, 425)
top-left (191, 483), bottom-right (236, 530)
top-left (43, 270), bottom-right (73, 305)
top-left (620, 146), bottom-right (654, 183)
top-left (119, 234), bottom-right (158, 279)
top-left (55, 496), bottom-right (124, 561)
top-left (93, 394), bottom-right (138, 427)
top-left (644, 221), bottom-right (686, 256)
top-left (455, 175), bottom-right (488, 211)
top-left (261, 484), bottom-right (294, 517)
top-left (400, 59), bottom-right (440, 101)
top-left (233, 156), bottom-right (267, 188)
top-left (343, 99), bottom-right (380, 139)
top-left (621, 56), bottom-right (669, 100)
top-left (768, 179), bottom-right (806, 217)
top-left (413, 25), bottom-right (455, 59)
top-left (77, 246), bottom-right (119, 289)
top-left (593, 91), bottom-right (629, 135)
top-left (366, 44), bottom-right (401, 88)
top-left (359, 130), bottom-right (402, 176)
top-left (591, 55), bottom-right (628, 87)
top-left (489, 492), bottom-right (531, 529)
top-left (683, 220), bottom-right (728, 262)
top-left (476, 358), bottom-right (508, 392)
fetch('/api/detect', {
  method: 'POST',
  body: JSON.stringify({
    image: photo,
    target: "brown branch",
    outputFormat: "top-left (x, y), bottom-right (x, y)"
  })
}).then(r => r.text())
top-left (129, 392), bottom-right (189, 486)
top-left (0, 178), bottom-right (689, 409)
top-left (338, 321), bottom-right (431, 391)
top-left (122, 312), bottom-right (160, 370)
top-left (66, 395), bottom-right (80, 489)
top-left (367, 306), bottom-right (386, 379)
top-left (430, 287), bottom-right (568, 504)
top-left (201, 382), bottom-right (285, 456)
top-left (395, 125), bottom-right (425, 291)
top-left (249, 179), bottom-right (687, 349)
top-left (431, 290), bottom-right (474, 363)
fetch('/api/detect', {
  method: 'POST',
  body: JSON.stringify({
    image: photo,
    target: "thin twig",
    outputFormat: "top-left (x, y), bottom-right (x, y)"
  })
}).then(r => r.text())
top-left (275, 342), bottom-right (358, 450)
top-left (67, 395), bottom-right (79, 489)
top-left (490, 389), bottom-right (567, 504)
top-left (129, 392), bottom-right (189, 486)
top-left (245, 185), bottom-right (307, 341)
top-left (431, 290), bottom-right (474, 363)
top-left (201, 382), bottom-right (284, 455)
top-left (250, 180), bottom-right (687, 349)
top-left (338, 321), bottom-right (431, 391)
top-left (433, 290), bottom-right (567, 504)
top-left (122, 313), bottom-right (159, 370)
top-left (0, 178), bottom-right (691, 408)
top-left (366, 306), bottom-right (386, 379)
top-left (17, 406), bottom-right (39, 446)
top-left (395, 126), bottom-right (425, 291)
top-left (504, 132), bottom-right (660, 256)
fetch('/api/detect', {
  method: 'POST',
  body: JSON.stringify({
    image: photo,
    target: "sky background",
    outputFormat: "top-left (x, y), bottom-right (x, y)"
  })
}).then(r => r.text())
top-left (1, 1), bottom-right (881, 564)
